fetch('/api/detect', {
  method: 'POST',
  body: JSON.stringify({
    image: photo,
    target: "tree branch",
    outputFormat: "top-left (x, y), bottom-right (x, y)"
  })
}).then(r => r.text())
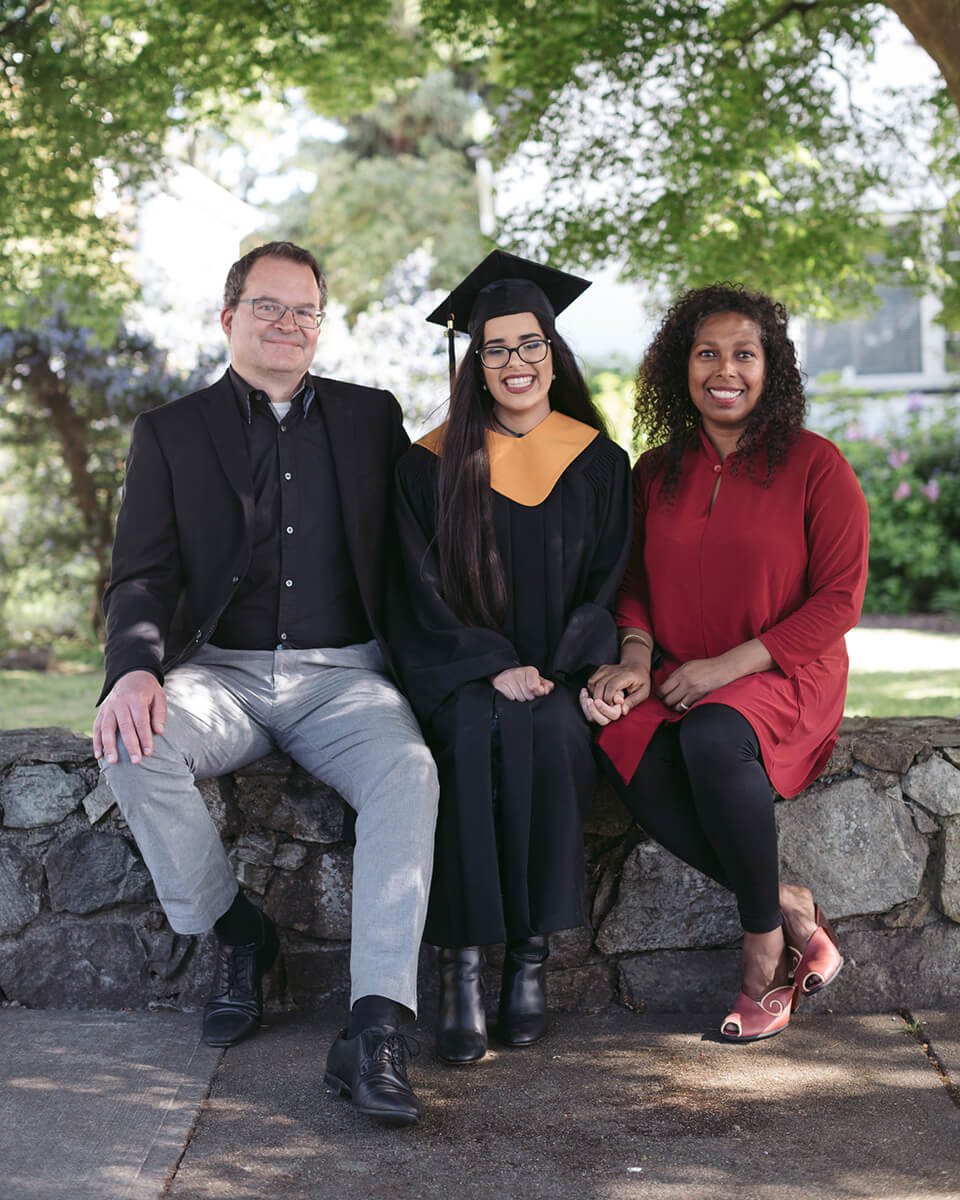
top-left (741, 0), bottom-right (821, 43)
top-left (0, 0), bottom-right (53, 44)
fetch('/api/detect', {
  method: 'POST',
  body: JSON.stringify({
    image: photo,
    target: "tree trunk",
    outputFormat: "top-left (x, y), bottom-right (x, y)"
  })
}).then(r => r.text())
top-left (885, 0), bottom-right (960, 116)
top-left (21, 345), bottom-right (115, 641)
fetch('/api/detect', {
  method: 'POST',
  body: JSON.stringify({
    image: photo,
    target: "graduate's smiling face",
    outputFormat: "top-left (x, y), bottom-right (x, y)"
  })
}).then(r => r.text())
top-left (687, 311), bottom-right (765, 447)
top-left (221, 256), bottom-right (322, 386)
top-left (480, 312), bottom-right (553, 435)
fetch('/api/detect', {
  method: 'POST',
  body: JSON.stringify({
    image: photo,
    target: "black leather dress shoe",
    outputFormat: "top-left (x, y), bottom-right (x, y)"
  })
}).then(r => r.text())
top-left (202, 911), bottom-right (280, 1048)
top-left (324, 1025), bottom-right (422, 1126)
top-left (498, 935), bottom-right (549, 1046)
top-left (436, 946), bottom-right (487, 1064)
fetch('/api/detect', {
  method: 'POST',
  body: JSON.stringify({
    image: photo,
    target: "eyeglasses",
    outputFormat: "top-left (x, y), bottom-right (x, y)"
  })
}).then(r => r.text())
top-left (476, 338), bottom-right (551, 369)
top-left (238, 298), bottom-right (324, 330)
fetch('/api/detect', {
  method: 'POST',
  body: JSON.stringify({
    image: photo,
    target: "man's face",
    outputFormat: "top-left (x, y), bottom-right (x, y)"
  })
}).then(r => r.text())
top-left (221, 256), bottom-right (322, 385)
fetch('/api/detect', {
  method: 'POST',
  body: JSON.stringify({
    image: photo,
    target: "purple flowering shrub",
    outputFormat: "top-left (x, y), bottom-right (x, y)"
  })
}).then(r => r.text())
top-left (833, 405), bottom-right (960, 614)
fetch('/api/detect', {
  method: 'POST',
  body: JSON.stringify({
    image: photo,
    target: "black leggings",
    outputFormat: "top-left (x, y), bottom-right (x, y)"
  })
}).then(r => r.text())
top-left (601, 704), bottom-right (781, 934)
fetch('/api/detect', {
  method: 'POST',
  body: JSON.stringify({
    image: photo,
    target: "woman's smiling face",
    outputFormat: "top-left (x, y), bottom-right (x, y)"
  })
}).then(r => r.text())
top-left (687, 311), bottom-right (766, 446)
top-left (480, 311), bottom-right (553, 434)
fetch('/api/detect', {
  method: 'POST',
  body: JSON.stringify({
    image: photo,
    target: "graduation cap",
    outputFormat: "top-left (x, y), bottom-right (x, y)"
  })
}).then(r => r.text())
top-left (426, 249), bottom-right (592, 390)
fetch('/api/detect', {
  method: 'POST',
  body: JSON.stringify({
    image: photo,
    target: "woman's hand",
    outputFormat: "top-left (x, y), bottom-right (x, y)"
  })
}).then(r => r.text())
top-left (657, 640), bottom-right (774, 712)
top-left (490, 666), bottom-right (555, 702)
top-left (579, 687), bottom-right (626, 726)
top-left (580, 660), bottom-right (652, 726)
top-left (656, 659), bottom-right (729, 712)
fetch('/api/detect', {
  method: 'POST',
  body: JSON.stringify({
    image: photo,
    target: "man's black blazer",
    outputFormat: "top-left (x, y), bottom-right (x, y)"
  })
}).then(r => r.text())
top-left (100, 370), bottom-right (409, 701)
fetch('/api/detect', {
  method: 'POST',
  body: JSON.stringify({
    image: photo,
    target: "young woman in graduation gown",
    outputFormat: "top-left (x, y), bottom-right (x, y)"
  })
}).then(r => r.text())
top-left (390, 252), bottom-right (632, 1063)
top-left (582, 284), bottom-right (870, 1042)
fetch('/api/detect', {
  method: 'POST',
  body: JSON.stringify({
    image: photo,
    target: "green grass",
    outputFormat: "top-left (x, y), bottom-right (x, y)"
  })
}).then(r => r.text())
top-left (843, 670), bottom-right (960, 718)
top-left (0, 670), bottom-right (99, 735)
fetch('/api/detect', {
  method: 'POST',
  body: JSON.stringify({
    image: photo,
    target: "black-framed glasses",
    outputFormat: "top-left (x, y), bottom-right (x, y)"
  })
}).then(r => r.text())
top-left (476, 338), bottom-right (551, 369)
top-left (238, 298), bottom-right (324, 330)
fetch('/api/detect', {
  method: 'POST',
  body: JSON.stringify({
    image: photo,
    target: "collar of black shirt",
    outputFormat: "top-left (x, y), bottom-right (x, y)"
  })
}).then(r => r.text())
top-left (227, 366), bottom-right (315, 423)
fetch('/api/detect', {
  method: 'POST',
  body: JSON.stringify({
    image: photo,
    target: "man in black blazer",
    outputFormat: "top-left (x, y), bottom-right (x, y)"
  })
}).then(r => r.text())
top-left (94, 241), bottom-right (438, 1128)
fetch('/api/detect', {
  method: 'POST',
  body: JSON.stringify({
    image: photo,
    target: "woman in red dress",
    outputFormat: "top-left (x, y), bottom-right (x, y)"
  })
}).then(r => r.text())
top-left (582, 284), bottom-right (870, 1041)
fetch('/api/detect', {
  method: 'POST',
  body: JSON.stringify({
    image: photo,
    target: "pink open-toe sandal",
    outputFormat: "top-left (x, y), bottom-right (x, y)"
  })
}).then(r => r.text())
top-left (720, 984), bottom-right (798, 1042)
top-left (789, 904), bottom-right (843, 996)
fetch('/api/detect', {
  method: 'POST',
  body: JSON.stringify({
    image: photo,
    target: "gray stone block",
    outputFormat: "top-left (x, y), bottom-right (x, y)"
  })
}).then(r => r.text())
top-left (548, 962), bottom-right (616, 1012)
top-left (0, 843), bottom-right (43, 935)
top-left (266, 847), bottom-right (352, 939)
top-left (596, 841), bottom-right (741, 954)
top-left (902, 754), bottom-right (960, 816)
top-left (777, 776), bottom-right (929, 916)
top-left (45, 829), bottom-right (154, 914)
top-left (848, 733), bottom-right (927, 774)
top-left (1, 764), bottom-right (84, 828)
top-left (617, 947), bottom-right (741, 1013)
top-left (281, 939), bottom-right (351, 1009)
top-left (0, 918), bottom-right (151, 1007)
top-left (939, 817), bottom-right (960, 923)
top-left (0, 728), bottom-right (94, 770)
top-left (801, 918), bottom-right (960, 1013)
top-left (273, 842), bottom-right (308, 871)
top-left (238, 773), bottom-right (344, 844)
top-left (81, 775), bottom-right (115, 824)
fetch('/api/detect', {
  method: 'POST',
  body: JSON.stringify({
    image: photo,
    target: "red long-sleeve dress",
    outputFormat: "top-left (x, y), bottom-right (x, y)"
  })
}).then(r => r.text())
top-left (597, 428), bottom-right (870, 798)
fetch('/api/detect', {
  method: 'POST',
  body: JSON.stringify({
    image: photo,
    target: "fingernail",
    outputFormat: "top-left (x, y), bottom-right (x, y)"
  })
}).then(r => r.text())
top-left (130, 755), bottom-right (140, 764)
top-left (107, 754), bottom-right (117, 764)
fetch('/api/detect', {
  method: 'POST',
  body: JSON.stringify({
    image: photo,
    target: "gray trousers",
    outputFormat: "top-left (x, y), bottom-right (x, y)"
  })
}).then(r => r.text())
top-left (102, 642), bottom-right (438, 1015)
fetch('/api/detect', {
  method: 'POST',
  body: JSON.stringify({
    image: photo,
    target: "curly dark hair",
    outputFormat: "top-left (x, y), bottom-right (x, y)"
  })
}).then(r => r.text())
top-left (636, 283), bottom-right (806, 497)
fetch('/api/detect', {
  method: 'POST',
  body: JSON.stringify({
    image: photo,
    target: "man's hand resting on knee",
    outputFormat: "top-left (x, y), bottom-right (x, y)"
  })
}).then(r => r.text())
top-left (94, 670), bottom-right (168, 766)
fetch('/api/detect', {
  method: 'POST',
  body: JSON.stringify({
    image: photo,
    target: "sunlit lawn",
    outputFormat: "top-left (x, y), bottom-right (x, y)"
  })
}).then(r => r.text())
top-left (0, 628), bottom-right (956, 736)
top-left (0, 669), bottom-right (99, 735)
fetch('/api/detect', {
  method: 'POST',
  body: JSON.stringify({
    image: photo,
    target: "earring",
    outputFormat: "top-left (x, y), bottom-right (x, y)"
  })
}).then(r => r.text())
top-left (551, 372), bottom-right (556, 381)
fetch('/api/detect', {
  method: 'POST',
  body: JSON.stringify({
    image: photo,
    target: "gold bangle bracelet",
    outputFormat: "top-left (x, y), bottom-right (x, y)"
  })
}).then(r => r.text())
top-left (620, 633), bottom-right (652, 651)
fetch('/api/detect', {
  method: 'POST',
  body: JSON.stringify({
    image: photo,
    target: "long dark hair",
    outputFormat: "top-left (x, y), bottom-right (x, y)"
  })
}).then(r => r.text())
top-left (435, 304), bottom-right (606, 628)
top-left (636, 283), bottom-right (806, 499)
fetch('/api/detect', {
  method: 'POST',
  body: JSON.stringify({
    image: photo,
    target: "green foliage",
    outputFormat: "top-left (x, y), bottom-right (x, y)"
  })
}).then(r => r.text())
top-left (422, 0), bottom-right (958, 325)
top-left (0, 307), bottom-right (211, 638)
top-left (270, 70), bottom-right (488, 318)
top-left (1, 0), bottom-right (429, 327)
top-left (826, 401), bottom-right (960, 614)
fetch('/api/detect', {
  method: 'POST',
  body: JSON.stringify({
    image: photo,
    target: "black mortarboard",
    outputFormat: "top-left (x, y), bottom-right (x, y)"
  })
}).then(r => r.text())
top-left (426, 249), bottom-right (592, 336)
top-left (426, 249), bottom-right (592, 390)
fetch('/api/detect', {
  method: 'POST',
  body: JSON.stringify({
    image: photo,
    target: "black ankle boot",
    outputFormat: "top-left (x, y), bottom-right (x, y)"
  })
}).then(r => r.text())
top-left (436, 946), bottom-right (487, 1064)
top-left (498, 935), bottom-right (549, 1047)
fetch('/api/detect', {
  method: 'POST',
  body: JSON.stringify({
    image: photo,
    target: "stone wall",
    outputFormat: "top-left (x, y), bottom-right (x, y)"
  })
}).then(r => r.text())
top-left (1, 717), bottom-right (958, 1015)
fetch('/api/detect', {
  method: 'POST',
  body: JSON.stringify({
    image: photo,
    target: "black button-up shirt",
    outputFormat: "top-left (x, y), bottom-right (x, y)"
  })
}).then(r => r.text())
top-left (209, 369), bottom-right (371, 650)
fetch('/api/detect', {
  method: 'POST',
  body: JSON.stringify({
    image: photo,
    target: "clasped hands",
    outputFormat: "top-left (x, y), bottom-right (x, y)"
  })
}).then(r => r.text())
top-left (580, 657), bottom-right (733, 726)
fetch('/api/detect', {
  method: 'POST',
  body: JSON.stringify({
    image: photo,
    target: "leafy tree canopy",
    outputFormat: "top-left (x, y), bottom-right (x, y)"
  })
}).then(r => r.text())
top-left (270, 70), bottom-right (489, 318)
top-left (1, 0), bottom-right (425, 328)
top-left (421, 0), bottom-right (960, 324)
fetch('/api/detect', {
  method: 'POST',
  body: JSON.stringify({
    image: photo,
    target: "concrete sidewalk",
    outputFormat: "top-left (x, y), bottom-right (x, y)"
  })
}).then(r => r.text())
top-left (2, 1005), bottom-right (958, 1200)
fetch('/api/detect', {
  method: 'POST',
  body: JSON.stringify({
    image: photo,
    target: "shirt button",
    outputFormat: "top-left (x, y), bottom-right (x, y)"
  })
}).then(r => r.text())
top-left (280, 424), bottom-right (287, 432)
top-left (231, 575), bottom-right (240, 583)
top-left (280, 633), bottom-right (288, 641)
top-left (285, 579), bottom-right (293, 588)
top-left (284, 472), bottom-right (292, 481)
top-left (714, 464), bottom-right (721, 473)
top-left (286, 526), bottom-right (294, 534)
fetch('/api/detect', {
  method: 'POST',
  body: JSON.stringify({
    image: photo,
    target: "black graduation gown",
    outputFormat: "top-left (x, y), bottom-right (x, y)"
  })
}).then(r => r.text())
top-left (390, 419), bottom-right (632, 947)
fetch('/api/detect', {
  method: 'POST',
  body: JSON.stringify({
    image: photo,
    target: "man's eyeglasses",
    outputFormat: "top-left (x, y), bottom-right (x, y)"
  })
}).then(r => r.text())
top-left (238, 298), bottom-right (324, 330)
top-left (476, 338), bottom-right (551, 369)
